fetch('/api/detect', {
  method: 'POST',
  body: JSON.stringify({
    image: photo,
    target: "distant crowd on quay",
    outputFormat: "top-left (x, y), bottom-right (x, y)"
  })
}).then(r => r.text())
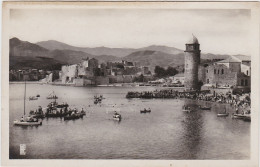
top-left (126, 89), bottom-right (251, 113)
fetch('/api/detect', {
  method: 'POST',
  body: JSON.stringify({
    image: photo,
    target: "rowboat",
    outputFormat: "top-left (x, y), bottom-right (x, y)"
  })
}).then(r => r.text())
top-left (183, 109), bottom-right (192, 113)
top-left (217, 113), bottom-right (229, 117)
top-left (113, 114), bottom-right (121, 121)
top-left (140, 109), bottom-right (151, 113)
top-left (64, 114), bottom-right (83, 120)
top-left (232, 114), bottom-right (246, 119)
top-left (199, 106), bottom-right (211, 110)
top-left (29, 96), bottom-right (38, 101)
top-left (14, 120), bottom-right (42, 126)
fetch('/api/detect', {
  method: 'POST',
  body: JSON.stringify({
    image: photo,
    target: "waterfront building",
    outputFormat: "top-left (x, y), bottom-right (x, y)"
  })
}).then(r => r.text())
top-left (184, 34), bottom-right (201, 90)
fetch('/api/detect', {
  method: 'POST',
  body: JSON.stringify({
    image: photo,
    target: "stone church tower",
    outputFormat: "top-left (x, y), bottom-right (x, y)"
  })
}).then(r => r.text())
top-left (184, 34), bottom-right (201, 90)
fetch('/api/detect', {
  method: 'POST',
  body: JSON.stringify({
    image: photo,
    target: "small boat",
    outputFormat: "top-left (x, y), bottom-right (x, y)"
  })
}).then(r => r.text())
top-left (47, 91), bottom-right (58, 99)
top-left (64, 113), bottom-right (83, 120)
top-left (199, 106), bottom-right (211, 110)
top-left (14, 119), bottom-right (42, 126)
top-left (232, 113), bottom-right (246, 119)
top-left (217, 113), bottom-right (229, 117)
top-left (140, 109), bottom-right (151, 113)
top-left (29, 96), bottom-right (38, 101)
top-left (182, 106), bottom-right (191, 113)
top-left (36, 94), bottom-right (40, 97)
top-left (113, 112), bottom-right (121, 121)
top-left (14, 80), bottom-right (43, 126)
top-left (217, 107), bottom-right (229, 117)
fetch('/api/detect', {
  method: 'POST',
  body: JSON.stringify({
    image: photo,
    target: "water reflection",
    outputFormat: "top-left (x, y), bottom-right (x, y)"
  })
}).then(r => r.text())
top-left (181, 100), bottom-right (204, 159)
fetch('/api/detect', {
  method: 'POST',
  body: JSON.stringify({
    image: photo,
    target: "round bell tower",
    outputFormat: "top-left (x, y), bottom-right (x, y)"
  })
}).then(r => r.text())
top-left (184, 34), bottom-right (201, 90)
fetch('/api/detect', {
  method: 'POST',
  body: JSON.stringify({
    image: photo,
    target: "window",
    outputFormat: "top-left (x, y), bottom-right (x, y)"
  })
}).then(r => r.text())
top-left (207, 70), bottom-right (208, 73)
top-left (218, 70), bottom-right (219, 74)
top-left (221, 69), bottom-right (224, 74)
top-left (241, 79), bottom-right (244, 86)
top-left (207, 79), bottom-right (209, 84)
top-left (214, 69), bottom-right (216, 74)
top-left (245, 79), bottom-right (248, 86)
top-left (246, 70), bottom-right (249, 75)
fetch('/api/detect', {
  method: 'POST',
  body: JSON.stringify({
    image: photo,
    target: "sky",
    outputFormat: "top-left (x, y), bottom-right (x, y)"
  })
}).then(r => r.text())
top-left (10, 9), bottom-right (251, 55)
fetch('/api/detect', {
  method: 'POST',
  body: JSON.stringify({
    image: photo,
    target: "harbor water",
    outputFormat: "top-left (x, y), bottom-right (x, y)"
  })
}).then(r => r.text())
top-left (9, 83), bottom-right (250, 159)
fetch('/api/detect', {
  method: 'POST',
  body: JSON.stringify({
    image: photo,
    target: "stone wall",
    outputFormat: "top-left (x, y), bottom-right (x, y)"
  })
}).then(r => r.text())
top-left (61, 65), bottom-right (78, 84)
top-left (205, 64), bottom-right (237, 87)
top-left (95, 76), bottom-right (109, 85)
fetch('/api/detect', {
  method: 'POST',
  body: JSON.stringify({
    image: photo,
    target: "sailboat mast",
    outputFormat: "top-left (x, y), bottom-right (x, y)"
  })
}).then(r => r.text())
top-left (24, 80), bottom-right (26, 116)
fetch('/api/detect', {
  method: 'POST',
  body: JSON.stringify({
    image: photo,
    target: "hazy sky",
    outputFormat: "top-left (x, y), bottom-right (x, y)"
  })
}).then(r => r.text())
top-left (10, 9), bottom-right (251, 55)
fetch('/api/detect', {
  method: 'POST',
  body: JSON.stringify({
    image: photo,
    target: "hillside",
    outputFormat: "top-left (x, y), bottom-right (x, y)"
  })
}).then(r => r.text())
top-left (124, 50), bottom-right (184, 72)
top-left (36, 40), bottom-right (184, 57)
top-left (10, 38), bottom-right (251, 72)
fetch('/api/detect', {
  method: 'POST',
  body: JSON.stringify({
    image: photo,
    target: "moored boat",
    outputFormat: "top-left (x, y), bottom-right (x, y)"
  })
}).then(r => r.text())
top-left (46, 91), bottom-right (58, 99)
top-left (113, 111), bottom-right (121, 121)
top-left (29, 96), bottom-right (38, 100)
top-left (14, 119), bottom-right (42, 126)
top-left (217, 113), bottom-right (229, 117)
top-left (199, 106), bottom-right (211, 110)
top-left (13, 80), bottom-right (43, 126)
top-left (64, 113), bottom-right (83, 120)
top-left (140, 108), bottom-right (151, 113)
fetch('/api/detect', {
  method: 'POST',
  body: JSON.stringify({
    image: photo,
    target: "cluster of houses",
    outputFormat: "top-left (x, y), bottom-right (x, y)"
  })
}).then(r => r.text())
top-left (38, 58), bottom-right (152, 86)
top-left (9, 68), bottom-right (59, 82)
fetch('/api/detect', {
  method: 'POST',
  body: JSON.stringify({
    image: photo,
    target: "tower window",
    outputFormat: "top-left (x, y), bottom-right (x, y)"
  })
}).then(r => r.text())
top-left (245, 79), bottom-right (248, 86)
top-left (221, 69), bottom-right (224, 74)
top-left (246, 70), bottom-right (249, 75)
top-left (218, 70), bottom-right (219, 74)
top-left (241, 79), bottom-right (244, 86)
top-left (207, 79), bottom-right (209, 84)
top-left (207, 70), bottom-right (208, 73)
top-left (214, 69), bottom-right (216, 74)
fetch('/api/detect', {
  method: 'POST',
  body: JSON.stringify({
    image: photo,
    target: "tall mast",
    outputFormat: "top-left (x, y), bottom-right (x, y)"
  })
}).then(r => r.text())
top-left (24, 79), bottom-right (26, 116)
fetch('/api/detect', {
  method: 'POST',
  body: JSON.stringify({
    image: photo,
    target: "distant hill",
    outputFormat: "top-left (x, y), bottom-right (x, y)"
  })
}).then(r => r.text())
top-left (36, 40), bottom-right (136, 57)
top-left (10, 56), bottom-right (64, 70)
top-left (124, 50), bottom-right (184, 72)
top-left (10, 37), bottom-right (250, 72)
top-left (36, 40), bottom-right (184, 57)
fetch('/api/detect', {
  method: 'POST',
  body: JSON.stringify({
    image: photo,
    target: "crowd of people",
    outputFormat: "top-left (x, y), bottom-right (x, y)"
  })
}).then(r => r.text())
top-left (126, 89), bottom-right (251, 114)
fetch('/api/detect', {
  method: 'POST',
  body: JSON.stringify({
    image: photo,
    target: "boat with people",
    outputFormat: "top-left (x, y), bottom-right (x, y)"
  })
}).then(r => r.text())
top-left (182, 105), bottom-right (191, 113)
top-left (140, 108), bottom-right (151, 113)
top-left (113, 111), bottom-right (121, 121)
top-left (29, 106), bottom-right (45, 119)
top-left (29, 96), bottom-right (38, 101)
top-left (46, 91), bottom-right (58, 99)
top-left (63, 108), bottom-right (85, 120)
top-left (13, 80), bottom-right (42, 126)
top-left (45, 100), bottom-right (69, 118)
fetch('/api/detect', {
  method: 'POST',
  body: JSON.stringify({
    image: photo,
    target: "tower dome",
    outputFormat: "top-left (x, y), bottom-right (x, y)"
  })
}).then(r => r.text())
top-left (186, 34), bottom-right (199, 44)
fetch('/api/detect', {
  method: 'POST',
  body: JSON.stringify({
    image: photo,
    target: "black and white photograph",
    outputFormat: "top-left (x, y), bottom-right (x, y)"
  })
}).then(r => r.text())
top-left (1, 2), bottom-right (259, 167)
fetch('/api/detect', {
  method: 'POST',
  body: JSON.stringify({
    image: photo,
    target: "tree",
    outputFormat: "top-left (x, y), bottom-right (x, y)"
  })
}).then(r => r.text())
top-left (166, 66), bottom-right (178, 76)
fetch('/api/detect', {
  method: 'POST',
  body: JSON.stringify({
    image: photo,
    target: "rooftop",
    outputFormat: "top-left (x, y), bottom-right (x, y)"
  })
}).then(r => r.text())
top-left (216, 56), bottom-right (241, 63)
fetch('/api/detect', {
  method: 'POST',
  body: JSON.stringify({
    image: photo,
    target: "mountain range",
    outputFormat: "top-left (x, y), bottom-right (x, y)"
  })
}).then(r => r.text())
top-left (10, 37), bottom-right (250, 72)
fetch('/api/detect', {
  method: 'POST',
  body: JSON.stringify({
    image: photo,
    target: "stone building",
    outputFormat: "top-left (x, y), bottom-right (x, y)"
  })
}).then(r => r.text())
top-left (203, 56), bottom-right (250, 88)
top-left (184, 34), bottom-right (201, 90)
